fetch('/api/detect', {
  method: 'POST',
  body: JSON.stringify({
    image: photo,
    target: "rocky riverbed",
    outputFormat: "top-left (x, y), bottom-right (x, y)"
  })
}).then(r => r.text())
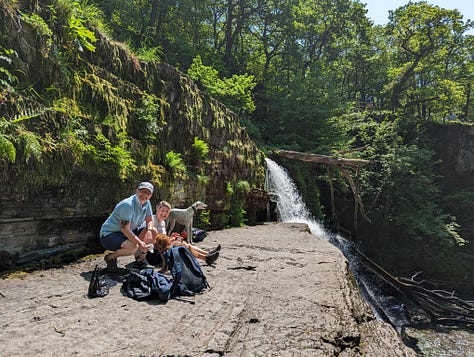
top-left (0, 223), bottom-right (416, 356)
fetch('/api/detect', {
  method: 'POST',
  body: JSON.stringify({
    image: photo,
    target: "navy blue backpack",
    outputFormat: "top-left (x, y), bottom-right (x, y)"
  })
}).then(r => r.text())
top-left (164, 246), bottom-right (209, 296)
top-left (123, 247), bottom-right (208, 301)
top-left (123, 267), bottom-right (173, 301)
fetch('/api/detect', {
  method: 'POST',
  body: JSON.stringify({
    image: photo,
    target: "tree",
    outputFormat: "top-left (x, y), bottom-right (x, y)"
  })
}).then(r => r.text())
top-left (384, 2), bottom-right (472, 120)
top-left (188, 55), bottom-right (256, 114)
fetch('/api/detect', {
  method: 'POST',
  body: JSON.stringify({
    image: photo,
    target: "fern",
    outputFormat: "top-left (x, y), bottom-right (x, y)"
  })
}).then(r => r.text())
top-left (236, 180), bottom-right (250, 193)
top-left (11, 109), bottom-right (43, 123)
top-left (92, 132), bottom-right (136, 179)
top-left (68, 15), bottom-right (97, 52)
top-left (192, 136), bottom-right (209, 161)
top-left (196, 209), bottom-right (211, 230)
top-left (225, 181), bottom-right (234, 196)
top-left (0, 47), bottom-right (17, 89)
top-left (0, 133), bottom-right (16, 163)
top-left (165, 151), bottom-right (187, 174)
top-left (0, 117), bottom-right (43, 163)
top-left (197, 174), bottom-right (210, 185)
top-left (136, 45), bottom-right (163, 63)
top-left (17, 130), bottom-right (43, 162)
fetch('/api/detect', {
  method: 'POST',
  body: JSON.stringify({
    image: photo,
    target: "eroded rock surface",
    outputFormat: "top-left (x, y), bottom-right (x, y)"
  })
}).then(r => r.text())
top-left (0, 223), bottom-right (416, 356)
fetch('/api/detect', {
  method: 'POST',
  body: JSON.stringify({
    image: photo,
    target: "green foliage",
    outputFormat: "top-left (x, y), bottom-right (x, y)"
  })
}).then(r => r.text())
top-left (331, 112), bottom-right (464, 247)
top-left (11, 109), bottom-right (44, 123)
top-left (59, 0), bottom-right (100, 52)
top-left (0, 47), bottom-right (17, 89)
top-left (56, 114), bottom-right (93, 166)
top-left (261, 69), bottom-right (344, 152)
top-left (228, 202), bottom-right (246, 227)
top-left (0, 117), bottom-right (43, 163)
top-left (130, 93), bottom-right (163, 142)
top-left (225, 181), bottom-right (234, 196)
top-left (19, 11), bottom-right (54, 51)
top-left (384, 3), bottom-right (469, 117)
top-left (69, 0), bottom-right (105, 30)
top-left (85, 131), bottom-right (136, 179)
top-left (136, 45), bottom-right (163, 63)
top-left (16, 130), bottom-right (43, 163)
top-left (68, 13), bottom-right (97, 52)
top-left (197, 174), bottom-right (209, 186)
top-left (188, 56), bottom-right (256, 114)
top-left (221, 180), bottom-right (250, 227)
top-left (164, 151), bottom-right (187, 175)
top-left (196, 209), bottom-right (211, 230)
top-left (0, 133), bottom-right (16, 162)
top-left (191, 136), bottom-right (209, 162)
top-left (236, 180), bottom-right (250, 194)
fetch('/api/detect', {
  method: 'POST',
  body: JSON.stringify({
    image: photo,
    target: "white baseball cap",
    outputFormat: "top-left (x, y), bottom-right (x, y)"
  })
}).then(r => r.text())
top-left (137, 181), bottom-right (154, 194)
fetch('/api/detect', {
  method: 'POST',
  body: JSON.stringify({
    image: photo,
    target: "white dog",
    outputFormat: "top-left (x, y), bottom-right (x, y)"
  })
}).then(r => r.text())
top-left (167, 201), bottom-right (208, 243)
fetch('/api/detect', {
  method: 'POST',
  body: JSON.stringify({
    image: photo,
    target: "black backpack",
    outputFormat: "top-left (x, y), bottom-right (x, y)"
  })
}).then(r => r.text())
top-left (88, 265), bottom-right (109, 298)
top-left (164, 246), bottom-right (209, 296)
top-left (191, 227), bottom-right (208, 242)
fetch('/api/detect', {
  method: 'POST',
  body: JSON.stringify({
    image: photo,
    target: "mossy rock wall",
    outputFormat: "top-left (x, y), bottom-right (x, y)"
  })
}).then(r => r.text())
top-left (0, 0), bottom-right (267, 269)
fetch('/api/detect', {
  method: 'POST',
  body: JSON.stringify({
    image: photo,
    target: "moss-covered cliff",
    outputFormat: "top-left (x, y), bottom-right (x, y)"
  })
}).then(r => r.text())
top-left (0, 0), bottom-right (267, 268)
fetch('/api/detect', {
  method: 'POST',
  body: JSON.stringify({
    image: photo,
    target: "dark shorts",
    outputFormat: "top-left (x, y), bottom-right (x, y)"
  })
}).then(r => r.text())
top-left (100, 228), bottom-right (144, 251)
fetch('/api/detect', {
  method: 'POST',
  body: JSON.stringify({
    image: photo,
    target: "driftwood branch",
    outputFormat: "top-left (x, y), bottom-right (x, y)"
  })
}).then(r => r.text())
top-left (396, 276), bottom-right (474, 324)
top-left (350, 239), bottom-right (474, 327)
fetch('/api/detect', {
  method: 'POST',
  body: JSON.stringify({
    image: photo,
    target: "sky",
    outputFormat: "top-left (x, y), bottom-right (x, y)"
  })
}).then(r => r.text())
top-left (362, 0), bottom-right (473, 27)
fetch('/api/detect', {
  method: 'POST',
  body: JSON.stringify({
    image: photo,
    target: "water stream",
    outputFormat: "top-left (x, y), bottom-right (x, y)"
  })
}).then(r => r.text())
top-left (265, 158), bottom-right (473, 356)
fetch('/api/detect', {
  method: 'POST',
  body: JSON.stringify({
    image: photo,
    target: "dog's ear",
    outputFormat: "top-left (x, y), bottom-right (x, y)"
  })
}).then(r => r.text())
top-left (155, 233), bottom-right (171, 253)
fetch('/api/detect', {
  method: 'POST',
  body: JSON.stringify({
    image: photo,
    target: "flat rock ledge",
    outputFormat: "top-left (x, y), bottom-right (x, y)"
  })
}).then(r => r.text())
top-left (0, 223), bottom-right (416, 356)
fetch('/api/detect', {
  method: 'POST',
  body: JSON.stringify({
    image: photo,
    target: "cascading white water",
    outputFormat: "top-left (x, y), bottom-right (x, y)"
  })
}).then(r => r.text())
top-left (265, 157), bottom-right (408, 328)
top-left (265, 158), bottom-right (326, 238)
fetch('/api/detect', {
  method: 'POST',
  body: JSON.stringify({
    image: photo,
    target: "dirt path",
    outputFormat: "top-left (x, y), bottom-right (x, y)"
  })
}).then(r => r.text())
top-left (0, 223), bottom-right (416, 356)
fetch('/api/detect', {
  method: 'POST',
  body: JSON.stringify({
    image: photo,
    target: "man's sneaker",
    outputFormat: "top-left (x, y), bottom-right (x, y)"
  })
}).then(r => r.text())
top-left (208, 244), bottom-right (221, 255)
top-left (132, 258), bottom-right (151, 269)
top-left (205, 251), bottom-right (219, 266)
top-left (104, 254), bottom-right (118, 273)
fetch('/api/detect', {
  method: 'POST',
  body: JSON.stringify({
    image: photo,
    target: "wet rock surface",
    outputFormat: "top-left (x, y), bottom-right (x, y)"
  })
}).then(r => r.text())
top-left (0, 223), bottom-right (416, 356)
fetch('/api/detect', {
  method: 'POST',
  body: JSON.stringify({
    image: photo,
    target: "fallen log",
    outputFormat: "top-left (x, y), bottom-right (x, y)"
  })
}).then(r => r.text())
top-left (274, 149), bottom-right (372, 225)
top-left (276, 149), bottom-right (371, 168)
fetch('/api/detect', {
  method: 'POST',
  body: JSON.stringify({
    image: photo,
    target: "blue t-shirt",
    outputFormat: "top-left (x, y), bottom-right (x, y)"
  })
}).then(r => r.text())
top-left (100, 194), bottom-right (153, 236)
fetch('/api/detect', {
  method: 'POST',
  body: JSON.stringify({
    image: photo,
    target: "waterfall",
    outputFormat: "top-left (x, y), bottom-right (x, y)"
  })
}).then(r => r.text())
top-left (265, 158), bottom-right (474, 355)
top-left (265, 158), bottom-right (409, 330)
top-left (264, 158), bottom-right (326, 238)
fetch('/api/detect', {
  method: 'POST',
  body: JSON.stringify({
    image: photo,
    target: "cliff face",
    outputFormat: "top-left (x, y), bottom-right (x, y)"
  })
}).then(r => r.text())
top-left (367, 122), bottom-right (474, 293)
top-left (0, 0), bottom-right (267, 268)
top-left (426, 122), bottom-right (474, 240)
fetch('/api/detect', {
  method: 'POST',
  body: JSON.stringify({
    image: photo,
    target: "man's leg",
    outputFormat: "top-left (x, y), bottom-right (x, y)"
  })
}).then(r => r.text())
top-left (107, 239), bottom-right (138, 260)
